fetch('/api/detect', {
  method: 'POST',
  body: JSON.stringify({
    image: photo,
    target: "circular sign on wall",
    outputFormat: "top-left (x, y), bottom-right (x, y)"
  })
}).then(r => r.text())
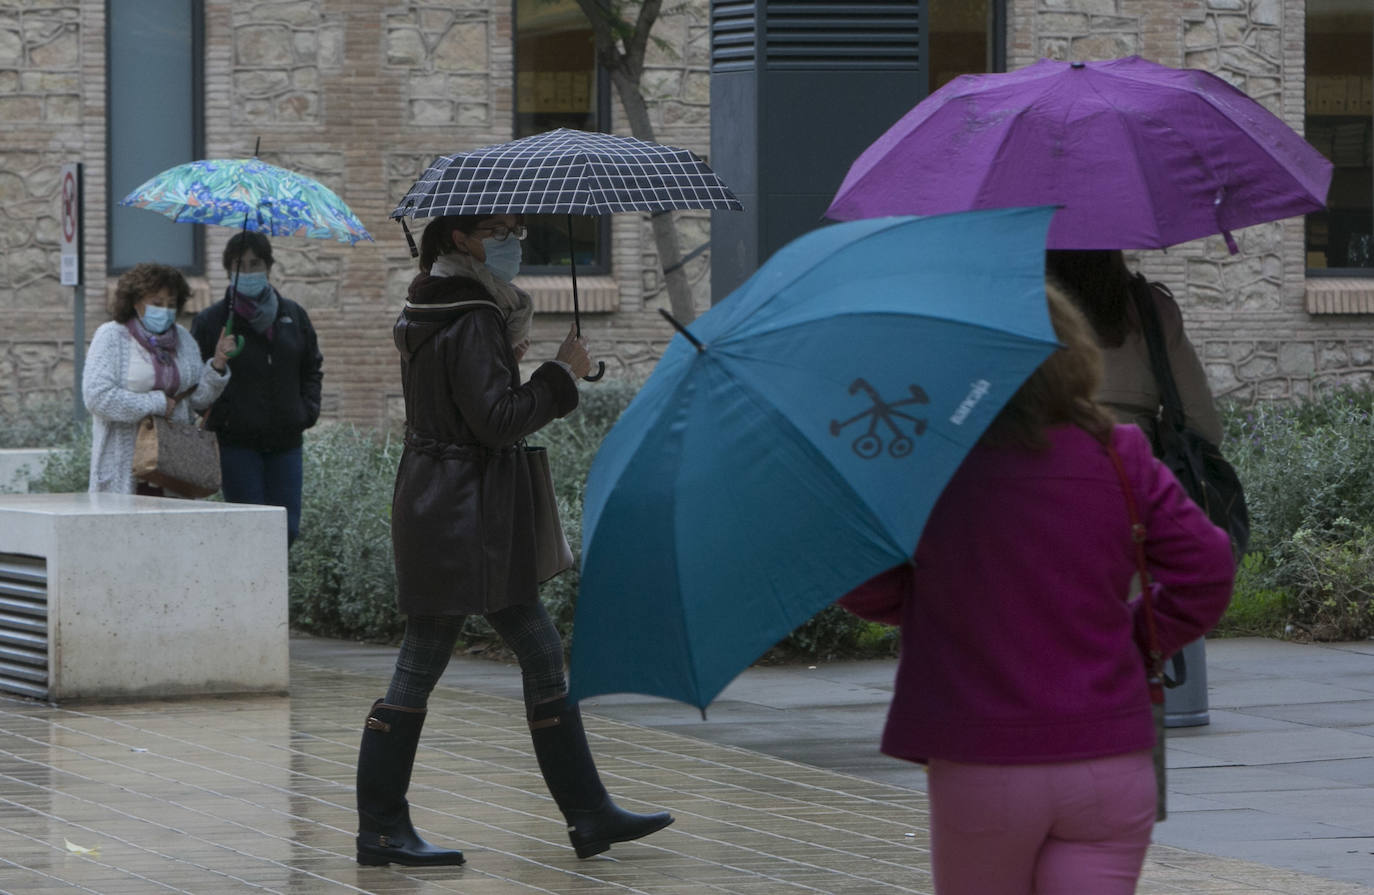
top-left (60, 162), bottom-right (81, 286)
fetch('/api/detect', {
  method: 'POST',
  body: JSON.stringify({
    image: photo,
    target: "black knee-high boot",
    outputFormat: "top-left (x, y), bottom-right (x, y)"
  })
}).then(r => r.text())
top-left (529, 697), bottom-right (674, 859)
top-left (355, 699), bottom-right (466, 867)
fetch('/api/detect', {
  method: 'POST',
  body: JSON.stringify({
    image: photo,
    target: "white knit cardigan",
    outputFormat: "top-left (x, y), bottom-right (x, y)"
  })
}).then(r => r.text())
top-left (82, 320), bottom-right (230, 494)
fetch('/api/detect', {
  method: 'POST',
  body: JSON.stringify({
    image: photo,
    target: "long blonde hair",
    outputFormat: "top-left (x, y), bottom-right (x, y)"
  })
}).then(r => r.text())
top-left (980, 282), bottom-right (1115, 451)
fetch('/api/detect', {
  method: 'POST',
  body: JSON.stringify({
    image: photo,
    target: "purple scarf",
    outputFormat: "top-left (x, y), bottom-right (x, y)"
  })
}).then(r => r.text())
top-left (124, 318), bottom-right (181, 396)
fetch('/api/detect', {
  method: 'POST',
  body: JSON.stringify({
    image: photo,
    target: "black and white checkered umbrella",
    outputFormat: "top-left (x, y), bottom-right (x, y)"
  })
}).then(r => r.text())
top-left (392, 129), bottom-right (742, 381)
top-left (391, 128), bottom-right (742, 219)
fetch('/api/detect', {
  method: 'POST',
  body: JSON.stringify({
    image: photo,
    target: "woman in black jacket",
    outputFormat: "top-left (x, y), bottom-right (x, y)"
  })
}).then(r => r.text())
top-left (191, 232), bottom-right (323, 545)
top-left (355, 213), bottom-right (673, 868)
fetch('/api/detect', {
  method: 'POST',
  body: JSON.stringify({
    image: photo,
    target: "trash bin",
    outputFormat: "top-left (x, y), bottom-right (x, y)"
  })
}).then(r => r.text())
top-left (1163, 637), bottom-right (1209, 727)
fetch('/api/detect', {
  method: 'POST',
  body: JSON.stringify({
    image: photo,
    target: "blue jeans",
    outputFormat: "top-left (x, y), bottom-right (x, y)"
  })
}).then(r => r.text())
top-left (219, 444), bottom-right (303, 545)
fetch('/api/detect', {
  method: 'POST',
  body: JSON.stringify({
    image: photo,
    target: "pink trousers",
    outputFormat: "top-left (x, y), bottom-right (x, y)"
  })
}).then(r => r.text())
top-left (926, 749), bottom-right (1155, 895)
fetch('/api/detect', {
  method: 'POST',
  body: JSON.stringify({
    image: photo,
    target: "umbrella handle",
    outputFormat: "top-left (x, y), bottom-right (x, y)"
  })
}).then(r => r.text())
top-left (223, 310), bottom-right (245, 358)
top-left (583, 362), bottom-right (605, 382)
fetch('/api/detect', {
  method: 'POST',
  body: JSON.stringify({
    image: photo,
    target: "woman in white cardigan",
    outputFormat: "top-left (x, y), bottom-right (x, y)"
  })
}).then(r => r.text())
top-left (83, 263), bottom-right (236, 494)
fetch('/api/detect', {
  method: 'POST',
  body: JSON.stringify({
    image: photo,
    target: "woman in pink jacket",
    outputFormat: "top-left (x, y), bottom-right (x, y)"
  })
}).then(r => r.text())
top-left (839, 284), bottom-right (1234, 895)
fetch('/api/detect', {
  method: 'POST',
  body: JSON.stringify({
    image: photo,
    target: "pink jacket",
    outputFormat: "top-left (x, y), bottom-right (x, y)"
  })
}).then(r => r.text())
top-left (839, 424), bottom-right (1234, 765)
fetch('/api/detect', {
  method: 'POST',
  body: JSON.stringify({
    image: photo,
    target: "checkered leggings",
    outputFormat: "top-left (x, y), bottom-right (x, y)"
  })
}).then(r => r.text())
top-left (385, 602), bottom-right (566, 716)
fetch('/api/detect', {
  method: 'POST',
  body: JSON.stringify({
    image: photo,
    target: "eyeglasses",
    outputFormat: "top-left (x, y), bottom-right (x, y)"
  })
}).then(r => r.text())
top-left (475, 224), bottom-right (527, 242)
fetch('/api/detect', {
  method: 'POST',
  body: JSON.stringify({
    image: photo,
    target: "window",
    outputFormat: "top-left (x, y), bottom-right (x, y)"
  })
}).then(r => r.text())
top-left (514, 0), bottom-right (610, 274)
top-left (107, 0), bottom-right (203, 273)
top-left (1305, 0), bottom-right (1373, 275)
top-left (928, 1), bottom-right (1003, 90)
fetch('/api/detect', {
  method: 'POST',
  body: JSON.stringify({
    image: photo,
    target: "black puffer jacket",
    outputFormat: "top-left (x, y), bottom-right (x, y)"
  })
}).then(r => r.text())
top-left (391, 272), bottom-right (578, 616)
top-left (191, 289), bottom-right (323, 452)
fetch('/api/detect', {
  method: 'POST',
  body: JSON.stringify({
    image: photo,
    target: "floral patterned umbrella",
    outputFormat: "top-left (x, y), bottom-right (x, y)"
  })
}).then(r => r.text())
top-left (119, 157), bottom-right (373, 244)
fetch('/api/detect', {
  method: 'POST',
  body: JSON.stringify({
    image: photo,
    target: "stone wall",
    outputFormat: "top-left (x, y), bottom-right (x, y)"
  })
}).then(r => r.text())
top-left (1010, 0), bottom-right (1372, 401)
top-left (0, 2), bottom-right (85, 416)
top-left (3, 0), bottom-right (1368, 425)
top-left (0, 0), bottom-right (716, 429)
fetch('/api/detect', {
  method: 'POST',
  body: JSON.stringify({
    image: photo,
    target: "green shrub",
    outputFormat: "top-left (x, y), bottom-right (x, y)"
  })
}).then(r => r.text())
top-left (1220, 388), bottom-right (1374, 640)
top-left (17, 420), bottom-right (91, 494)
top-left (1277, 521), bottom-right (1374, 640)
top-left (1213, 552), bottom-right (1290, 638)
top-left (776, 608), bottom-right (898, 661)
top-left (0, 397), bottom-right (83, 448)
top-left (288, 423), bottom-right (405, 642)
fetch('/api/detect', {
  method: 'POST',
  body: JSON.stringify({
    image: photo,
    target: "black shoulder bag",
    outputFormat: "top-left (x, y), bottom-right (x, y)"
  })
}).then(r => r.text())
top-left (1131, 277), bottom-right (1250, 561)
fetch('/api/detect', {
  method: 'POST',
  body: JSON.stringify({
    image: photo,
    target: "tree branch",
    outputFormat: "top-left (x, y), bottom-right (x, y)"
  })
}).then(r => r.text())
top-left (624, 0), bottom-right (662, 76)
top-left (574, 0), bottom-right (625, 71)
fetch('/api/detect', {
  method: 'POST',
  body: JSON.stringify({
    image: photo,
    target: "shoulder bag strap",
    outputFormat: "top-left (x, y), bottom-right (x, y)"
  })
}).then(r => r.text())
top-left (1130, 276), bottom-right (1187, 435)
top-left (1105, 441), bottom-right (1166, 693)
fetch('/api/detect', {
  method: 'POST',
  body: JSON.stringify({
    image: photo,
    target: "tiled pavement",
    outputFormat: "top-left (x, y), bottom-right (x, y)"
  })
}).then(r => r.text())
top-left (0, 639), bottom-right (1370, 894)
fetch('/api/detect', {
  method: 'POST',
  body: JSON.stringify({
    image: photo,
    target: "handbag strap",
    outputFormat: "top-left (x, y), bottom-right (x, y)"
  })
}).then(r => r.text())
top-left (1130, 276), bottom-right (1187, 436)
top-left (1105, 441), bottom-right (1166, 698)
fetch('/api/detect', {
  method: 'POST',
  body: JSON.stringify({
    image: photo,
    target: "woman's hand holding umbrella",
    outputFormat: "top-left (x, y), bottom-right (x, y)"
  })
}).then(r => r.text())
top-left (555, 323), bottom-right (593, 380)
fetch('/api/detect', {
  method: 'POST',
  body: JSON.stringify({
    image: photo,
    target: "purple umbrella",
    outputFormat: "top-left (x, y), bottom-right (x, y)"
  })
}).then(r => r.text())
top-left (826, 56), bottom-right (1333, 253)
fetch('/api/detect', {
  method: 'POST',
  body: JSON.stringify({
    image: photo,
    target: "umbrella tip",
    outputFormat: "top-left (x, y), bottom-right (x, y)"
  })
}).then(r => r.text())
top-left (253, 136), bottom-right (261, 158)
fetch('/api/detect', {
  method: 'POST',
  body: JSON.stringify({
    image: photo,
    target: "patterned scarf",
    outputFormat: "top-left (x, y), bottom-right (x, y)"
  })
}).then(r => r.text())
top-left (123, 318), bottom-right (181, 396)
top-left (228, 284), bottom-right (279, 340)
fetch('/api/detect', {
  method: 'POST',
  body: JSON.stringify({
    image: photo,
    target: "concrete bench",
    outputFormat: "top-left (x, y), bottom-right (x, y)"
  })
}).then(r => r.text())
top-left (0, 493), bottom-right (288, 702)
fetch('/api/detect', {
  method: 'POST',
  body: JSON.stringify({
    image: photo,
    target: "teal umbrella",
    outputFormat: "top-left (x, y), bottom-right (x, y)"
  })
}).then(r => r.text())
top-left (567, 206), bottom-right (1060, 711)
top-left (120, 157), bottom-right (373, 244)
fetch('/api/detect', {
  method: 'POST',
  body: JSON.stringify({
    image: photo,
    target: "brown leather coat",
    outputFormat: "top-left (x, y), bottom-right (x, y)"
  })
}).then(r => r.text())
top-left (390, 273), bottom-right (579, 616)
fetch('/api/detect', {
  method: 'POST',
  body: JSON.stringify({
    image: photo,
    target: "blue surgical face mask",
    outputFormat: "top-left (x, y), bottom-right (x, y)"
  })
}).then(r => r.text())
top-left (234, 271), bottom-right (270, 298)
top-left (482, 237), bottom-right (523, 282)
top-left (140, 305), bottom-right (176, 334)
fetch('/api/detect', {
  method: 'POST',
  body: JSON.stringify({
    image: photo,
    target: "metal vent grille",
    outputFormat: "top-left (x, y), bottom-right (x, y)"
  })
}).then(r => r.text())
top-left (0, 553), bottom-right (48, 699)
top-left (765, 2), bottom-right (922, 70)
top-left (711, 1), bottom-right (757, 71)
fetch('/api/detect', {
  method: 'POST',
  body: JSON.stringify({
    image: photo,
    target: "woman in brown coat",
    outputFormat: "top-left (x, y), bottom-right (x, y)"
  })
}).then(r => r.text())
top-left (355, 214), bottom-right (673, 867)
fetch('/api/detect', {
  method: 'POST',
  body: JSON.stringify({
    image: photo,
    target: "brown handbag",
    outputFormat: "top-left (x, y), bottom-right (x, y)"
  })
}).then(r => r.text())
top-left (523, 444), bottom-right (574, 582)
top-left (132, 413), bottom-right (222, 499)
top-left (1106, 442), bottom-right (1168, 822)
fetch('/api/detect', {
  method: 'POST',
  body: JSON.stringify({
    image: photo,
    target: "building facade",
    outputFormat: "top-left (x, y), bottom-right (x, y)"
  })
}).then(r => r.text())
top-left (0, 1), bottom-right (1369, 428)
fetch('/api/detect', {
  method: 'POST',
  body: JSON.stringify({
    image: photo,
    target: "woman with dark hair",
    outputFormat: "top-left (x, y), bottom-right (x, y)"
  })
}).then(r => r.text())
top-left (83, 262), bottom-right (236, 494)
top-left (1045, 249), bottom-right (1223, 445)
top-left (353, 213), bottom-right (673, 868)
top-left (838, 284), bottom-right (1234, 894)
top-left (191, 231), bottom-right (324, 544)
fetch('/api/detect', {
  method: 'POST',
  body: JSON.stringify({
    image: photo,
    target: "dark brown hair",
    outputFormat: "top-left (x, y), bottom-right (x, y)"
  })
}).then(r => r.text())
top-left (418, 215), bottom-right (486, 270)
top-left (110, 263), bottom-right (192, 323)
top-left (1045, 249), bottom-right (1134, 348)
top-left (417, 214), bottom-right (524, 271)
top-left (222, 231), bottom-right (274, 273)
top-left (979, 282), bottom-right (1116, 451)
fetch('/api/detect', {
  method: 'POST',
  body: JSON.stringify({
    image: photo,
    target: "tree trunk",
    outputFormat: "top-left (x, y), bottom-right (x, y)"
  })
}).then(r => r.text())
top-left (609, 76), bottom-right (695, 323)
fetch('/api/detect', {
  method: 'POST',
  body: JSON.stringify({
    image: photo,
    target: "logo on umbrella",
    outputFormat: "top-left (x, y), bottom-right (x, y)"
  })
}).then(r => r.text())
top-left (829, 378), bottom-right (929, 459)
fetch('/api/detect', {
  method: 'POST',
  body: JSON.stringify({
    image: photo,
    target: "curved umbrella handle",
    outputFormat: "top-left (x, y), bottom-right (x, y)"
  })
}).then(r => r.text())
top-left (583, 361), bottom-right (606, 382)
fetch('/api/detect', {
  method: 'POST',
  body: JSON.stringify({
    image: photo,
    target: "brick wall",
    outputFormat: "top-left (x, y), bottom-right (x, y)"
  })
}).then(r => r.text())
top-left (0, 0), bottom-right (716, 428)
top-left (1009, 0), bottom-right (1371, 400)
top-left (2, 1), bottom-right (1367, 424)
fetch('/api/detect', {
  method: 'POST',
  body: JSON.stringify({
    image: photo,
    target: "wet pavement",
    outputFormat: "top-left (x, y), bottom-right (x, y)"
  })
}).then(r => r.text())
top-left (0, 635), bottom-right (1369, 894)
